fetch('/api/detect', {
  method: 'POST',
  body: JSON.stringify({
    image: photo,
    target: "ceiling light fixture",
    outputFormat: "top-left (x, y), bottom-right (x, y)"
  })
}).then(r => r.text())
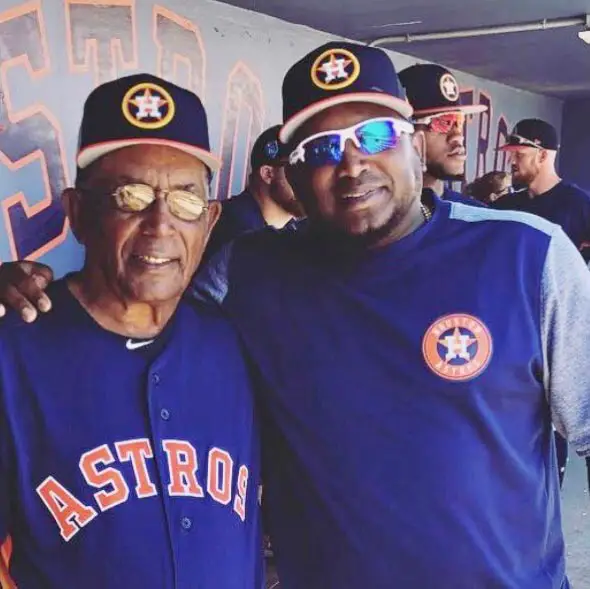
top-left (578, 15), bottom-right (590, 44)
top-left (368, 15), bottom-right (587, 46)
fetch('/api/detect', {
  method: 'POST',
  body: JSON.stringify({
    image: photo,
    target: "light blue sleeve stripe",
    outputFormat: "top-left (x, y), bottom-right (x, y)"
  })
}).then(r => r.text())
top-left (447, 201), bottom-right (558, 236)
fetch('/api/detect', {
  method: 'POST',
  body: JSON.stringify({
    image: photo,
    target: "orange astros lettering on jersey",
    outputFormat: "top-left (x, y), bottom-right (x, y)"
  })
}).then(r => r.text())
top-left (162, 440), bottom-right (206, 497)
top-left (79, 444), bottom-right (131, 511)
top-left (36, 476), bottom-right (98, 541)
top-left (115, 439), bottom-right (158, 498)
top-left (207, 448), bottom-right (234, 505)
top-left (36, 439), bottom-right (251, 541)
top-left (0, 537), bottom-right (15, 589)
top-left (422, 313), bottom-right (493, 381)
top-left (233, 465), bottom-right (249, 522)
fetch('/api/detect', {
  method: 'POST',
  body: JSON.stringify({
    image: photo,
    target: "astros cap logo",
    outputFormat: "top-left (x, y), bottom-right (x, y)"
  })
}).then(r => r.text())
top-left (439, 73), bottom-right (459, 102)
top-left (264, 139), bottom-right (280, 159)
top-left (311, 48), bottom-right (361, 91)
top-left (422, 313), bottom-right (492, 381)
top-left (122, 82), bottom-right (176, 130)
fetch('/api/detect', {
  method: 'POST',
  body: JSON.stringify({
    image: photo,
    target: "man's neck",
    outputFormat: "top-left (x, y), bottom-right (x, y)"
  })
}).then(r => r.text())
top-left (422, 174), bottom-right (445, 197)
top-left (371, 197), bottom-right (427, 249)
top-left (528, 172), bottom-right (561, 197)
top-left (67, 273), bottom-right (179, 339)
top-left (249, 186), bottom-right (293, 229)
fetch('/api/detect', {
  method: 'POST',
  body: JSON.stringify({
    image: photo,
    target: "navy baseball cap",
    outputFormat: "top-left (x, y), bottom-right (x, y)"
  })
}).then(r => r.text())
top-left (498, 118), bottom-right (559, 151)
top-left (77, 73), bottom-right (221, 173)
top-left (279, 41), bottom-right (413, 143)
top-left (250, 125), bottom-right (288, 170)
top-left (398, 64), bottom-right (487, 117)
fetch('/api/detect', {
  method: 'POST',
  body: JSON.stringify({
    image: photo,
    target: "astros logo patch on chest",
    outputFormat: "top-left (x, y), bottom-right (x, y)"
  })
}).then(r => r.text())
top-left (311, 48), bottom-right (360, 90)
top-left (422, 313), bottom-right (492, 381)
top-left (122, 82), bottom-right (175, 129)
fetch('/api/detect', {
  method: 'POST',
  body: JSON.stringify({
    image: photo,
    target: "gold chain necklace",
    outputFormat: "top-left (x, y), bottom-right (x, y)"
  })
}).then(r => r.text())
top-left (420, 203), bottom-right (432, 222)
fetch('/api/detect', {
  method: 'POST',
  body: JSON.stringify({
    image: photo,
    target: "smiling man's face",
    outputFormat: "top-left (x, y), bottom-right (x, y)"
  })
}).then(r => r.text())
top-left (68, 144), bottom-right (221, 304)
top-left (286, 102), bottom-right (423, 245)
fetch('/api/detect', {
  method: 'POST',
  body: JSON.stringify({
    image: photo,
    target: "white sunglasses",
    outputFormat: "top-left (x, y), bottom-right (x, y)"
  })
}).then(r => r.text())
top-left (288, 117), bottom-right (415, 167)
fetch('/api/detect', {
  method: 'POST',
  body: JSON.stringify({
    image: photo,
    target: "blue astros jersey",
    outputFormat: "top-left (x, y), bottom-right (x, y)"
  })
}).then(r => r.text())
top-left (0, 279), bottom-right (262, 589)
top-left (441, 186), bottom-right (487, 207)
top-left (194, 197), bottom-right (590, 589)
top-left (204, 190), bottom-right (266, 262)
top-left (422, 187), bottom-right (486, 211)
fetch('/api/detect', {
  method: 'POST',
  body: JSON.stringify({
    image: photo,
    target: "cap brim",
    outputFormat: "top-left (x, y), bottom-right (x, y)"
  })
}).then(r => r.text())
top-left (77, 138), bottom-right (222, 173)
top-left (413, 104), bottom-right (488, 117)
top-left (279, 92), bottom-right (413, 144)
top-left (496, 144), bottom-right (523, 152)
top-left (496, 142), bottom-right (544, 152)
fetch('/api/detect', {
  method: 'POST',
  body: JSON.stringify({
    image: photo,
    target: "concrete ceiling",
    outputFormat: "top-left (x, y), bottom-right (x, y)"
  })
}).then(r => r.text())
top-left (219, 0), bottom-right (590, 101)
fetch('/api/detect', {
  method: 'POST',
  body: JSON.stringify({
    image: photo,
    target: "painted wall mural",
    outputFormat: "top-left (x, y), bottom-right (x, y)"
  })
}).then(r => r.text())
top-left (0, 0), bottom-right (563, 278)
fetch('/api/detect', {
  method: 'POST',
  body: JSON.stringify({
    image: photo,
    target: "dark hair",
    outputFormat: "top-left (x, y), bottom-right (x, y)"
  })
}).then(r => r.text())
top-left (465, 171), bottom-right (511, 203)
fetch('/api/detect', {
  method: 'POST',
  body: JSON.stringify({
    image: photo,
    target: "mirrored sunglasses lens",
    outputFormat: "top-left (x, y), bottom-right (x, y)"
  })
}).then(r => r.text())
top-left (304, 135), bottom-right (342, 166)
top-left (357, 120), bottom-right (398, 155)
top-left (430, 117), bottom-right (452, 134)
top-left (115, 184), bottom-right (154, 212)
top-left (431, 114), bottom-right (465, 134)
top-left (168, 191), bottom-right (207, 221)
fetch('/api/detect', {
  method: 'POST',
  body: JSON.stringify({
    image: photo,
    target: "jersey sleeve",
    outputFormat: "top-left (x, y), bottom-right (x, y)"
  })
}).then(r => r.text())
top-left (0, 395), bottom-right (11, 542)
top-left (541, 226), bottom-right (590, 457)
top-left (189, 241), bottom-right (234, 306)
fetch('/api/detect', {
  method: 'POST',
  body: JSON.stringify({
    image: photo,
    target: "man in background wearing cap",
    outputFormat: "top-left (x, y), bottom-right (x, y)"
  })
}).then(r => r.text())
top-left (494, 118), bottom-right (590, 251)
top-left (1, 43), bottom-right (590, 589)
top-left (398, 63), bottom-right (487, 208)
top-left (0, 74), bottom-right (262, 588)
top-left (494, 117), bottom-right (590, 489)
top-left (206, 125), bottom-right (303, 258)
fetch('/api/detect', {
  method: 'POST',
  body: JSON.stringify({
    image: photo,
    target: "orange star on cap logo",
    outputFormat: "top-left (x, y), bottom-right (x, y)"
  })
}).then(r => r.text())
top-left (439, 73), bottom-right (459, 102)
top-left (311, 48), bottom-right (361, 91)
top-left (122, 82), bottom-right (175, 130)
top-left (422, 313), bottom-right (492, 381)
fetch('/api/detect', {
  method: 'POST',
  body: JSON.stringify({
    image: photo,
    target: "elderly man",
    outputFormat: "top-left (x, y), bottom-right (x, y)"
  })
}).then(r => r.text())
top-left (398, 63), bottom-right (487, 208)
top-left (0, 43), bottom-right (590, 589)
top-left (0, 74), bottom-right (262, 588)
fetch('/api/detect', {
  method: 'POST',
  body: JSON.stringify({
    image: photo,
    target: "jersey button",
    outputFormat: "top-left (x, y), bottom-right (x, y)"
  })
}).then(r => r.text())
top-left (160, 408), bottom-right (170, 421)
top-left (181, 516), bottom-right (192, 530)
top-left (152, 373), bottom-right (160, 385)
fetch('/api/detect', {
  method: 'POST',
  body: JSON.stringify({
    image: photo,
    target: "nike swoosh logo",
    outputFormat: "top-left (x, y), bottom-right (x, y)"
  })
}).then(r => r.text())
top-left (126, 338), bottom-right (155, 350)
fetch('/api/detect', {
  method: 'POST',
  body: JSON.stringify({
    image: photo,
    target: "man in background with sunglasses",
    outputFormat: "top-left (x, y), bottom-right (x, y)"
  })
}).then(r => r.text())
top-left (0, 42), bottom-right (590, 589)
top-left (399, 64), bottom-right (487, 208)
top-left (0, 74), bottom-right (262, 588)
top-left (206, 125), bottom-right (304, 259)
